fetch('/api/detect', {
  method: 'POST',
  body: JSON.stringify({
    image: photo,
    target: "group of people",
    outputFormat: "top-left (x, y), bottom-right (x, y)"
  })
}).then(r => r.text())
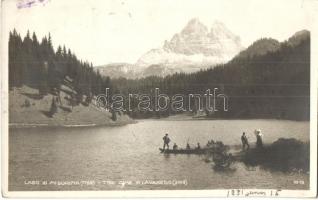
top-left (162, 129), bottom-right (264, 151)
top-left (241, 129), bottom-right (263, 150)
top-left (162, 134), bottom-right (201, 150)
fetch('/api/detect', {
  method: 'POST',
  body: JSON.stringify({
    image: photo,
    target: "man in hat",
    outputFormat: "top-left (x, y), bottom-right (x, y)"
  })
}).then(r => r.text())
top-left (162, 133), bottom-right (171, 150)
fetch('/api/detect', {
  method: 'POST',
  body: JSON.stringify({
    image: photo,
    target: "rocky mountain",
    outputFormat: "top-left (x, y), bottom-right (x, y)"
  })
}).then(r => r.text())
top-left (95, 63), bottom-right (135, 79)
top-left (112, 29), bottom-right (310, 120)
top-left (96, 18), bottom-right (244, 78)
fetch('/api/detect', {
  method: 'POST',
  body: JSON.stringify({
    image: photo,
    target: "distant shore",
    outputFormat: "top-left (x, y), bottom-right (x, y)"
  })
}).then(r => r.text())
top-left (9, 119), bottom-right (136, 128)
top-left (141, 113), bottom-right (309, 122)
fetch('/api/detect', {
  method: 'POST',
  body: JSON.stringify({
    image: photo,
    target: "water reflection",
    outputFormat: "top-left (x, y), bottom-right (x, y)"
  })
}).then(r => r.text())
top-left (212, 165), bottom-right (237, 173)
top-left (163, 153), bottom-right (170, 159)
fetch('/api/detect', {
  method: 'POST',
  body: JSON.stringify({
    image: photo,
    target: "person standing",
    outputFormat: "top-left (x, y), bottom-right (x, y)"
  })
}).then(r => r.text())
top-left (241, 132), bottom-right (249, 150)
top-left (162, 133), bottom-right (170, 150)
top-left (255, 129), bottom-right (263, 148)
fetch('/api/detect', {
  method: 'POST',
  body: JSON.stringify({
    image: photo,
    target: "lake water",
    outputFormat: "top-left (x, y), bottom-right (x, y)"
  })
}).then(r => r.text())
top-left (9, 119), bottom-right (310, 191)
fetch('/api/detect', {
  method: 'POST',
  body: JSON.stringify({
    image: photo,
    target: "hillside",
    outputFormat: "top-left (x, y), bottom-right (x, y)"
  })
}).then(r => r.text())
top-left (9, 84), bottom-right (133, 127)
top-left (8, 30), bottom-right (135, 127)
top-left (112, 30), bottom-right (310, 120)
top-left (287, 30), bottom-right (310, 47)
top-left (233, 38), bottom-right (280, 59)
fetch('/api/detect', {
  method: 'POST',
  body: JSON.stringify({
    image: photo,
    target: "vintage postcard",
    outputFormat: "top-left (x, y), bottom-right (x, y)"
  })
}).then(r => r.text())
top-left (1, 0), bottom-right (317, 198)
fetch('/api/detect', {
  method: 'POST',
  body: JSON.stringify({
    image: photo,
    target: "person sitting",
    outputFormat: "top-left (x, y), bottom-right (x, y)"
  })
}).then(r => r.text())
top-left (173, 143), bottom-right (178, 150)
top-left (186, 143), bottom-right (191, 150)
top-left (206, 140), bottom-right (215, 148)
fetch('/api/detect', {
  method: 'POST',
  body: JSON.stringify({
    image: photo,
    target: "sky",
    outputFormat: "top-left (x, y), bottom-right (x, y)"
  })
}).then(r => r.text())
top-left (2, 0), bottom-right (315, 66)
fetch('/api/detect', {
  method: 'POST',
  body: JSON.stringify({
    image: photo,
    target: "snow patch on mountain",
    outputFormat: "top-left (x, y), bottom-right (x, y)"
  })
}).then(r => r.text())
top-left (97, 18), bottom-right (244, 78)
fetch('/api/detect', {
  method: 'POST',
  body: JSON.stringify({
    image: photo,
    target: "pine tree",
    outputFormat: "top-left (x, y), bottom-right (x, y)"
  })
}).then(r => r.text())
top-left (9, 29), bottom-right (111, 102)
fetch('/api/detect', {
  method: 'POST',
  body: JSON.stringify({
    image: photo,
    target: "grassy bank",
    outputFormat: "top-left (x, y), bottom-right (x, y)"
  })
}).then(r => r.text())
top-left (9, 85), bottom-right (134, 128)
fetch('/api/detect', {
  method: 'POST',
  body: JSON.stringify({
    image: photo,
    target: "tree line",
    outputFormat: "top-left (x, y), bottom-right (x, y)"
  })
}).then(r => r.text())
top-left (9, 29), bottom-right (112, 106)
top-left (9, 29), bottom-right (310, 120)
top-left (112, 33), bottom-right (310, 120)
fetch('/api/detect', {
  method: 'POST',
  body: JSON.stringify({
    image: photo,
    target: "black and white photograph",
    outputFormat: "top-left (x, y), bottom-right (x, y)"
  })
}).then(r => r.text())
top-left (1, 0), bottom-right (317, 198)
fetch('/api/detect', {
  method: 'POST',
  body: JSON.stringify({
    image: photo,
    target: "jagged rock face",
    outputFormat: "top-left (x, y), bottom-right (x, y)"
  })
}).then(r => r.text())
top-left (95, 63), bottom-right (136, 79)
top-left (163, 19), bottom-right (242, 57)
top-left (97, 18), bottom-right (244, 78)
top-left (163, 18), bottom-right (210, 55)
top-left (96, 27), bottom-right (310, 79)
top-left (136, 18), bottom-right (244, 69)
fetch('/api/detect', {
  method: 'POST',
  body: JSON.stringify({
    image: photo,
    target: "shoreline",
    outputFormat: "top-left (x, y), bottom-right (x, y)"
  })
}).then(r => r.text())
top-left (9, 115), bottom-right (309, 128)
top-left (8, 120), bottom-right (137, 129)
top-left (137, 113), bottom-right (310, 122)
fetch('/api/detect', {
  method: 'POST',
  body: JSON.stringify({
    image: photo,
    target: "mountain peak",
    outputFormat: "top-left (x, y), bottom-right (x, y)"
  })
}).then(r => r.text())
top-left (181, 18), bottom-right (208, 36)
top-left (162, 18), bottom-right (243, 56)
top-left (134, 19), bottom-right (244, 77)
top-left (211, 20), bottom-right (227, 29)
top-left (188, 17), bottom-right (201, 23)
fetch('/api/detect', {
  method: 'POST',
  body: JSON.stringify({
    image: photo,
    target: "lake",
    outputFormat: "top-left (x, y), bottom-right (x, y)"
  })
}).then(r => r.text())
top-left (9, 119), bottom-right (310, 191)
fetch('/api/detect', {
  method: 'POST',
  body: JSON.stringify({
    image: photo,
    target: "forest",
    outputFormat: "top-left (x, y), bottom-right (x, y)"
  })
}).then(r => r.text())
top-left (9, 29), bottom-right (112, 107)
top-left (9, 30), bottom-right (310, 120)
top-left (111, 32), bottom-right (310, 120)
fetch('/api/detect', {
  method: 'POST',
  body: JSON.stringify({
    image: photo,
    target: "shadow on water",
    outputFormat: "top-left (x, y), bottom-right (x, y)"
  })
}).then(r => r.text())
top-left (162, 153), bottom-right (194, 159)
top-left (163, 153), bottom-right (170, 159)
top-left (212, 165), bottom-right (237, 173)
